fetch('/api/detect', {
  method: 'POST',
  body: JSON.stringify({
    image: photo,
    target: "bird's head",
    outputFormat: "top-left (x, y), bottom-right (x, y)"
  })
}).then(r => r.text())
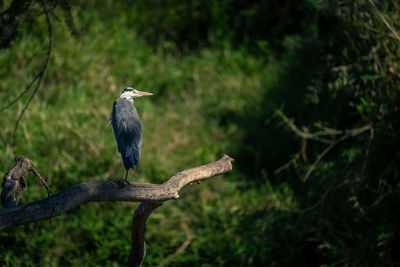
top-left (119, 87), bottom-right (153, 101)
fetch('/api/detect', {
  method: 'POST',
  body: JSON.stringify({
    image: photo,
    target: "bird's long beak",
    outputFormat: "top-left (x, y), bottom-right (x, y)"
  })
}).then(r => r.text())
top-left (138, 90), bottom-right (153, 96)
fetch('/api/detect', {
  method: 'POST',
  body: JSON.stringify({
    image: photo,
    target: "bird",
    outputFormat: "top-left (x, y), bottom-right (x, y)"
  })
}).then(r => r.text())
top-left (110, 87), bottom-right (153, 180)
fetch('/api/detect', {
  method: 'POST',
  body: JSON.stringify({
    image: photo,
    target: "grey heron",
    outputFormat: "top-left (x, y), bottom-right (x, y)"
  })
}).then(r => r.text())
top-left (110, 87), bottom-right (153, 180)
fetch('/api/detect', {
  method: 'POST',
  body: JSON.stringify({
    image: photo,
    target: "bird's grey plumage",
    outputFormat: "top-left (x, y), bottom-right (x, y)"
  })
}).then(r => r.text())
top-left (110, 87), bottom-right (152, 180)
top-left (111, 98), bottom-right (142, 171)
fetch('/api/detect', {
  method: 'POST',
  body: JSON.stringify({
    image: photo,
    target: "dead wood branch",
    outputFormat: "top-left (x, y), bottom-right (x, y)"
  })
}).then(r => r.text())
top-left (0, 154), bottom-right (233, 266)
top-left (0, 154), bottom-right (233, 232)
top-left (157, 216), bottom-right (192, 267)
top-left (275, 110), bottom-right (334, 144)
top-left (275, 109), bottom-right (372, 180)
top-left (128, 201), bottom-right (163, 267)
top-left (0, 155), bottom-right (233, 234)
top-left (1, 155), bottom-right (51, 208)
top-left (12, 8), bottom-right (52, 153)
top-left (302, 125), bottom-right (372, 181)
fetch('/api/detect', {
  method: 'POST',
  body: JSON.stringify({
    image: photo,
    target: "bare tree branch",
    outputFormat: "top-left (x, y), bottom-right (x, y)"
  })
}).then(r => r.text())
top-left (12, 8), bottom-right (52, 154)
top-left (1, 154), bottom-right (233, 266)
top-left (275, 110), bottom-right (334, 144)
top-left (157, 216), bottom-right (192, 267)
top-left (302, 125), bottom-right (372, 181)
top-left (30, 166), bottom-right (52, 196)
top-left (0, 154), bottom-right (234, 232)
top-left (0, 2), bottom-right (53, 115)
top-left (1, 156), bottom-right (32, 207)
top-left (274, 109), bottom-right (372, 180)
top-left (1, 155), bottom-right (50, 207)
top-left (128, 201), bottom-right (162, 267)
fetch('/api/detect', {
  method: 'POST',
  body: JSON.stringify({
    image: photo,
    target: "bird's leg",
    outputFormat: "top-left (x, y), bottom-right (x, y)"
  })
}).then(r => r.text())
top-left (125, 170), bottom-right (129, 180)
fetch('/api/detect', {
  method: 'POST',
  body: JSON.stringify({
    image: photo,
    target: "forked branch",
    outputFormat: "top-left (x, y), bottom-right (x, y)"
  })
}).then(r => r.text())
top-left (274, 110), bottom-right (372, 181)
top-left (0, 154), bottom-right (233, 232)
top-left (0, 154), bottom-right (233, 266)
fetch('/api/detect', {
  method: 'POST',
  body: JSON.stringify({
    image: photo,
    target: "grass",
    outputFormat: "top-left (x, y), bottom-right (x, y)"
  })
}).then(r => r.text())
top-left (0, 6), bottom-right (294, 266)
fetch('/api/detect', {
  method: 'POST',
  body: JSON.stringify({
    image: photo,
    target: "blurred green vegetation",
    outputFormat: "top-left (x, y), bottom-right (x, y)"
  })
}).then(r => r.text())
top-left (0, 0), bottom-right (400, 266)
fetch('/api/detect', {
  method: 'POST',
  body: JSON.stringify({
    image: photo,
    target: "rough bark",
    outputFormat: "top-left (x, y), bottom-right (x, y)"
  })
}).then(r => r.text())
top-left (1, 156), bottom-right (32, 208)
top-left (127, 201), bottom-right (162, 267)
top-left (0, 154), bottom-right (233, 230)
top-left (1, 155), bottom-right (51, 208)
top-left (0, 154), bottom-right (233, 266)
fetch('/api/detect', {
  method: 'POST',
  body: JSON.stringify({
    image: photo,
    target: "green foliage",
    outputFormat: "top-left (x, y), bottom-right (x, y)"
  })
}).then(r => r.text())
top-left (0, 2), bottom-right (277, 265)
top-left (0, 0), bottom-right (400, 266)
top-left (117, 0), bottom-right (324, 53)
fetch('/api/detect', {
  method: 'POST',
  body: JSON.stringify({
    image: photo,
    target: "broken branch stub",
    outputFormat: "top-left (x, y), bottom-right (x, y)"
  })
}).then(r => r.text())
top-left (1, 156), bottom-right (32, 207)
top-left (1, 155), bottom-right (51, 208)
